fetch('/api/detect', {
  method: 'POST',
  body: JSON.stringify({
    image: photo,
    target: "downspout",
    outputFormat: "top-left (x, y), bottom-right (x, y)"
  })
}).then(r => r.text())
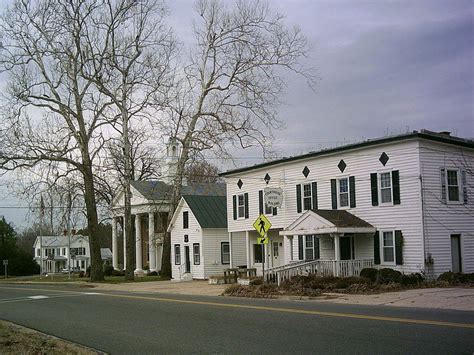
top-left (418, 144), bottom-right (428, 276)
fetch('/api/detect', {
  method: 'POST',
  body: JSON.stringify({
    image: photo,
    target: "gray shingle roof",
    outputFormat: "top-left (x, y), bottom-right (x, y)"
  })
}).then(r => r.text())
top-left (312, 210), bottom-right (373, 228)
top-left (131, 181), bottom-right (226, 201)
top-left (182, 195), bottom-right (227, 228)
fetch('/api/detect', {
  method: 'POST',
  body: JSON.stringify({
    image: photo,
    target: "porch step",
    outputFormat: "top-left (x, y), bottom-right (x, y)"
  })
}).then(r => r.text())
top-left (171, 273), bottom-right (193, 282)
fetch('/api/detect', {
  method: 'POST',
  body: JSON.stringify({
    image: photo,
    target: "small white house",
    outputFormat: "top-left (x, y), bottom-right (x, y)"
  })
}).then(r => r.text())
top-left (33, 235), bottom-right (111, 273)
top-left (219, 130), bottom-right (474, 280)
top-left (168, 195), bottom-right (229, 280)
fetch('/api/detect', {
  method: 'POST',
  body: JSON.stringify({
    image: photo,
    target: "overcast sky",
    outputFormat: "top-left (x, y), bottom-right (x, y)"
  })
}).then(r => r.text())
top-left (0, 0), bottom-right (473, 228)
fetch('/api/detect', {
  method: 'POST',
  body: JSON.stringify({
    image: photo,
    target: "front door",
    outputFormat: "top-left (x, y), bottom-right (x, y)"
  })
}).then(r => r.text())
top-left (184, 246), bottom-right (191, 273)
top-left (451, 235), bottom-right (462, 273)
top-left (340, 237), bottom-right (353, 260)
top-left (271, 241), bottom-right (282, 268)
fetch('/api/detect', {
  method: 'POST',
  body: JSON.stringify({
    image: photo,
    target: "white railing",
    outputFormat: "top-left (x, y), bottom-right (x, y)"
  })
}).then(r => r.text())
top-left (178, 262), bottom-right (188, 280)
top-left (266, 259), bottom-right (374, 285)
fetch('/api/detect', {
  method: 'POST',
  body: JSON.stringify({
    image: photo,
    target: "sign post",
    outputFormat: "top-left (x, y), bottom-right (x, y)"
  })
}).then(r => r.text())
top-left (253, 214), bottom-right (272, 282)
top-left (3, 260), bottom-right (8, 279)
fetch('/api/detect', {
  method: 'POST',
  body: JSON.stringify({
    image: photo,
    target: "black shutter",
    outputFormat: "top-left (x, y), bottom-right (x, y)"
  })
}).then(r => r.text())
top-left (298, 235), bottom-right (304, 260)
top-left (392, 170), bottom-right (400, 205)
top-left (461, 170), bottom-right (468, 204)
top-left (331, 179), bottom-right (337, 210)
top-left (349, 176), bottom-right (356, 208)
top-left (371, 173), bottom-right (379, 206)
top-left (395, 230), bottom-right (403, 265)
top-left (259, 190), bottom-right (263, 215)
top-left (315, 237), bottom-right (320, 259)
top-left (311, 181), bottom-right (318, 210)
top-left (244, 193), bottom-right (249, 219)
top-left (232, 195), bottom-right (237, 220)
top-left (440, 168), bottom-right (446, 204)
top-left (273, 207), bottom-right (278, 216)
top-left (296, 184), bottom-right (302, 213)
top-left (374, 231), bottom-right (380, 265)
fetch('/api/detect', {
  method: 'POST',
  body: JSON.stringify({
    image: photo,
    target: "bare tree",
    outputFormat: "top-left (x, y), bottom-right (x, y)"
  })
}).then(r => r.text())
top-left (185, 159), bottom-right (221, 184)
top-left (0, 0), bottom-right (174, 280)
top-left (85, 0), bottom-right (176, 280)
top-left (158, 0), bottom-right (315, 277)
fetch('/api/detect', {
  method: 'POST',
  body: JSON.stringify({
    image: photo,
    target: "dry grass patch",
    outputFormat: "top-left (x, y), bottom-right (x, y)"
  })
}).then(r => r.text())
top-left (0, 320), bottom-right (100, 355)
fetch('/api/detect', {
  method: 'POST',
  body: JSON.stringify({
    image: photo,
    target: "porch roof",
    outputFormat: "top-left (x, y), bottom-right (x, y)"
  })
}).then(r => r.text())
top-left (280, 209), bottom-right (375, 236)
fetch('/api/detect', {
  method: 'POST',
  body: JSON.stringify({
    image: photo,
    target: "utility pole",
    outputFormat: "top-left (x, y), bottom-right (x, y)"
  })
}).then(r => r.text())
top-left (39, 196), bottom-right (45, 279)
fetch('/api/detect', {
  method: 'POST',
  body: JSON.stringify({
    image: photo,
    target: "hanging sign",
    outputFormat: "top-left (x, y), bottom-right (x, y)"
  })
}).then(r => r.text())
top-left (264, 187), bottom-right (283, 208)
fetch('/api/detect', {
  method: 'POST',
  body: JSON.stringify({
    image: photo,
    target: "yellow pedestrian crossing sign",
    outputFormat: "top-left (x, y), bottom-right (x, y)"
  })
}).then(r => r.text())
top-left (257, 237), bottom-right (269, 245)
top-left (253, 214), bottom-right (272, 238)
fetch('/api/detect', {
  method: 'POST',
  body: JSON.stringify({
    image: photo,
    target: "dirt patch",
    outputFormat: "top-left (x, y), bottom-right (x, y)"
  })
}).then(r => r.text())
top-left (0, 320), bottom-right (102, 354)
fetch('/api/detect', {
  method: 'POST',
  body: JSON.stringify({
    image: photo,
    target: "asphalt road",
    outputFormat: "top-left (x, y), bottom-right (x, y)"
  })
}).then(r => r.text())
top-left (0, 284), bottom-right (473, 354)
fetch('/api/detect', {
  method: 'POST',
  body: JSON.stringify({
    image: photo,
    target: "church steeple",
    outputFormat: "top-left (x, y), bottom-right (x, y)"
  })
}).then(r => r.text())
top-left (162, 137), bottom-right (180, 184)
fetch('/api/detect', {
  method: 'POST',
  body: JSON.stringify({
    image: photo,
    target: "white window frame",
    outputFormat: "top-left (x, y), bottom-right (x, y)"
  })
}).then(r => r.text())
top-left (380, 230), bottom-right (396, 265)
top-left (221, 242), bottom-right (230, 264)
top-left (445, 168), bottom-right (461, 204)
top-left (237, 194), bottom-right (245, 219)
top-left (337, 177), bottom-right (350, 209)
top-left (302, 182), bottom-right (314, 211)
top-left (193, 243), bottom-right (200, 265)
top-left (304, 235), bottom-right (319, 261)
top-left (378, 171), bottom-right (393, 205)
top-left (174, 244), bottom-right (181, 265)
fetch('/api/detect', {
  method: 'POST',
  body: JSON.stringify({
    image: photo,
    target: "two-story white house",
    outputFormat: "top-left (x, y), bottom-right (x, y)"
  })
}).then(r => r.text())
top-left (33, 235), bottom-right (111, 274)
top-left (219, 130), bottom-right (473, 280)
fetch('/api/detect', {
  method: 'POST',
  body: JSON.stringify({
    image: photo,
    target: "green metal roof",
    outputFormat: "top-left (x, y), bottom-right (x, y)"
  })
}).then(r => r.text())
top-left (182, 195), bottom-right (227, 229)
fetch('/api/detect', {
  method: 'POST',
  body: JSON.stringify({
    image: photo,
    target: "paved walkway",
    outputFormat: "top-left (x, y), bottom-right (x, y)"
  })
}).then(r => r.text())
top-left (89, 281), bottom-right (474, 311)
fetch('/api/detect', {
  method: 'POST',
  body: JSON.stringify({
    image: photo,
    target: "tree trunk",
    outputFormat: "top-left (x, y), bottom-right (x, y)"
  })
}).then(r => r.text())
top-left (82, 160), bottom-right (104, 282)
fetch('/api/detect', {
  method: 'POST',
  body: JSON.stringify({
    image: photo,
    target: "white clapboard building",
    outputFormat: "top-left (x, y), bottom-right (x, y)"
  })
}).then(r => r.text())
top-left (219, 130), bottom-right (473, 280)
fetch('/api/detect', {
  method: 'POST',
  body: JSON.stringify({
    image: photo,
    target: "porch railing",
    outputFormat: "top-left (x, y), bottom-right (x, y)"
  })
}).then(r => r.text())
top-left (265, 259), bottom-right (374, 285)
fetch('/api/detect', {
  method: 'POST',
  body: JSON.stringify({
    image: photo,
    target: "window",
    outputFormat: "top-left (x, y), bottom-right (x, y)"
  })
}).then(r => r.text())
top-left (62, 248), bottom-right (66, 255)
top-left (183, 211), bottom-right (189, 229)
top-left (37, 249), bottom-right (40, 257)
top-left (380, 172), bottom-right (392, 204)
top-left (237, 194), bottom-right (245, 218)
top-left (382, 231), bottom-right (395, 264)
top-left (289, 237), bottom-right (294, 261)
top-left (221, 242), bottom-right (230, 264)
top-left (446, 169), bottom-right (460, 202)
top-left (338, 178), bottom-right (349, 207)
top-left (193, 243), bottom-right (200, 265)
top-left (304, 235), bottom-right (319, 261)
top-left (265, 202), bottom-right (273, 215)
top-left (303, 183), bottom-right (312, 210)
top-left (273, 242), bottom-right (279, 257)
top-left (174, 244), bottom-right (181, 265)
top-left (253, 244), bottom-right (264, 264)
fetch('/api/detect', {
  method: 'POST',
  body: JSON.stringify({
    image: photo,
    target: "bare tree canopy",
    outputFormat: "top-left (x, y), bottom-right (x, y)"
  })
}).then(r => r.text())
top-left (0, 0), bottom-right (175, 281)
top-left (158, 0), bottom-right (315, 277)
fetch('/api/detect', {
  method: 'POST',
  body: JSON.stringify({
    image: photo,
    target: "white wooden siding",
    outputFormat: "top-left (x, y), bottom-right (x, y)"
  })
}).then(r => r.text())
top-left (170, 201), bottom-right (205, 279)
top-left (225, 139), bottom-right (425, 273)
top-left (419, 140), bottom-right (474, 275)
top-left (230, 231), bottom-right (247, 267)
top-left (202, 229), bottom-right (232, 277)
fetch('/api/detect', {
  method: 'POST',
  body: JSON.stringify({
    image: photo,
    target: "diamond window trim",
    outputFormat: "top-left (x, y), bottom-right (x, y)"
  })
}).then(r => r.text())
top-left (379, 152), bottom-right (389, 166)
top-left (237, 179), bottom-right (243, 189)
top-left (338, 160), bottom-right (346, 173)
top-left (264, 173), bottom-right (271, 184)
top-left (302, 166), bottom-right (310, 178)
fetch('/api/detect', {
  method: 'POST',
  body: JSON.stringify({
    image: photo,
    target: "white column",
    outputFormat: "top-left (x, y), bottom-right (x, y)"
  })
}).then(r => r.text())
top-left (149, 212), bottom-right (156, 272)
top-left (333, 233), bottom-right (340, 277)
top-left (245, 231), bottom-right (250, 268)
top-left (229, 232), bottom-right (233, 268)
top-left (122, 217), bottom-right (126, 270)
top-left (112, 217), bottom-right (119, 270)
top-left (135, 214), bottom-right (143, 272)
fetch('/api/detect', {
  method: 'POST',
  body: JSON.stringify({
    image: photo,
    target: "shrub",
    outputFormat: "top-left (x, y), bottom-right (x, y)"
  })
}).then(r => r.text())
top-left (377, 268), bottom-right (402, 284)
top-left (103, 265), bottom-right (114, 276)
top-left (360, 268), bottom-right (378, 282)
top-left (111, 270), bottom-right (125, 277)
top-left (85, 266), bottom-right (91, 278)
top-left (249, 277), bottom-right (263, 286)
top-left (437, 272), bottom-right (474, 285)
top-left (401, 273), bottom-right (423, 286)
top-left (334, 276), bottom-right (371, 289)
top-left (147, 271), bottom-right (158, 276)
top-left (78, 271), bottom-right (85, 278)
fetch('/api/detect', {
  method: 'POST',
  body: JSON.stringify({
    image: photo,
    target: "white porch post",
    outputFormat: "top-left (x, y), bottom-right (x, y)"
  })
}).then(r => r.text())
top-left (149, 212), bottom-right (156, 272)
top-left (112, 217), bottom-right (119, 270)
top-left (245, 231), bottom-right (250, 268)
top-left (229, 232), bottom-right (233, 268)
top-left (122, 217), bottom-right (126, 270)
top-left (333, 233), bottom-right (341, 277)
top-left (135, 214), bottom-right (143, 273)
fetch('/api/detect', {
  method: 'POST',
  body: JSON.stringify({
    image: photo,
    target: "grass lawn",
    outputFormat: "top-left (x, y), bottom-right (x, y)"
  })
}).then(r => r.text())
top-left (0, 274), bottom-right (168, 284)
